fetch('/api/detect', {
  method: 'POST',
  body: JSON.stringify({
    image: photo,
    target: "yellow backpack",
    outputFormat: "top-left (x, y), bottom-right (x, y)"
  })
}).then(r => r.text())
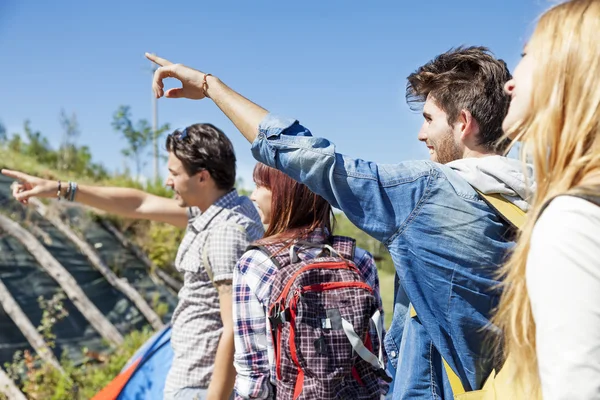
top-left (409, 191), bottom-right (537, 400)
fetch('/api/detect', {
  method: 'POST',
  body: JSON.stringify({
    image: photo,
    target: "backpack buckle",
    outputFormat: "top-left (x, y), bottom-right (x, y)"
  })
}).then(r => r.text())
top-left (269, 305), bottom-right (292, 331)
top-left (268, 304), bottom-right (281, 331)
top-left (376, 367), bottom-right (393, 383)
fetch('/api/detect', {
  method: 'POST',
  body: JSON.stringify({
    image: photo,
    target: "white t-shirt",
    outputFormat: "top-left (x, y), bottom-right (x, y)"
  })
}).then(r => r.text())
top-left (527, 195), bottom-right (600, 400)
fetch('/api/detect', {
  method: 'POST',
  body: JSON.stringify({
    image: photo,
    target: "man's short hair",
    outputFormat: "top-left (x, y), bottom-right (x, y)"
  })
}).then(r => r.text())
top-left (166, 123), bottom-right (236, 190)
top-left (406, 46), bottom-right (512, 151)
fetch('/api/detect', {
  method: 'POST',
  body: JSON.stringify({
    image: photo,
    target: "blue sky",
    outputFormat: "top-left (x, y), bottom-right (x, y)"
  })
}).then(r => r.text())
top-left (0, 0), bottom-right (549, 189)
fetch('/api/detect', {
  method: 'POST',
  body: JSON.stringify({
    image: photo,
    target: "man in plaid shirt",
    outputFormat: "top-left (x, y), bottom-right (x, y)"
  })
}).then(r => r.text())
top-left (3, 123), bottom-right (264, 400)
top-left (233, 229), bottom-right (388, 399)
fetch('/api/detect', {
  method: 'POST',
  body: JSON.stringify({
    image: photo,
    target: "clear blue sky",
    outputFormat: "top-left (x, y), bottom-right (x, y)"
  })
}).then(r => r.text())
top-left (0, 0), bottom-right (548, 189)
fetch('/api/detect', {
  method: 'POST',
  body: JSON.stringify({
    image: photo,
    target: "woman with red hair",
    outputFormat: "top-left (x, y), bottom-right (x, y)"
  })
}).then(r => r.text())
top-left (233, 163), bottom-right (388, 399)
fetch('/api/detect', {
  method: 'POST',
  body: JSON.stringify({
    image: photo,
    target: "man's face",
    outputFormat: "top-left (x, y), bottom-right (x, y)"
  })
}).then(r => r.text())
top-left (165, 152), bottom-right (201, 208)
top-left (417, 95), bottom-right (462, 164)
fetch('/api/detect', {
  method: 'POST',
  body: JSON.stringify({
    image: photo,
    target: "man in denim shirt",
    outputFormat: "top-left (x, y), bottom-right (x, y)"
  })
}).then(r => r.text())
top-left (146, 47), bottom-right (534, 399)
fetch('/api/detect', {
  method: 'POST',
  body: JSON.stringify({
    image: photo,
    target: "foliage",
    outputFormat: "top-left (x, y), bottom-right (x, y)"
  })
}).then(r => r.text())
top-left (151, 292), bottom-right (171, 320)
top-left (144, 222), bottom-right (184, 272)
top-left (333, 215), bottom-right (395, 274)
top-left (112, 106), bottom-right (151, 179)
top-left (1, 116), bottom-right (107, 181)
top-left (112, 105), bottom-right (170, 181)
top-left (3, 292), bottom-right (153, 400)
top-left (56, 110), bottom-right (105, 178)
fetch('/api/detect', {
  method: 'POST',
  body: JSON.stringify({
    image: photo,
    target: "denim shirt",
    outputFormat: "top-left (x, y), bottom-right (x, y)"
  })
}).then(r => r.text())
top-left (251, 114), bottom-right (514, 399)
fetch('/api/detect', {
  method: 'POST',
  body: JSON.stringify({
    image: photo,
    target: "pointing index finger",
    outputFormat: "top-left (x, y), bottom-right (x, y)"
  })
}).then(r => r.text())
top-left (145, 52), bottom-right (173, 67)
top-left (1, 169), bottom-right (28, 181)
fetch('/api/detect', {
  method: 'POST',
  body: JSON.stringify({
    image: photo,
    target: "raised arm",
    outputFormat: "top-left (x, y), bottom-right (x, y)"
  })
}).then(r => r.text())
top-left (146, 53), bottom-right (265, 144)
top-left (1, 169), bottom-right (188, 228)
top-left (145, 54), bottom-right (434, 243)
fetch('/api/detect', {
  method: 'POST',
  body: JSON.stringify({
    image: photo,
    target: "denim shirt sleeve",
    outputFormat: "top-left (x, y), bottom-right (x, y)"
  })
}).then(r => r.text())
top-left (251, 113), bottom-right (434, 244)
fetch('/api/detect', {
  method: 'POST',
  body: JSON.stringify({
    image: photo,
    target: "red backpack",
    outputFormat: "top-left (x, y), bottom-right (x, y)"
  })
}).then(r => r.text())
top-left (249, 236), bottom-right (391, 400)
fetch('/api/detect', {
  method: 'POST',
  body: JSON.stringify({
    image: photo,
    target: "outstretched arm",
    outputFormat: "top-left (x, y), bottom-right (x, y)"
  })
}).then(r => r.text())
top-left (145, 54), bottom-right (432, 243)
top-left (1, 169), bottom-right (188, 228)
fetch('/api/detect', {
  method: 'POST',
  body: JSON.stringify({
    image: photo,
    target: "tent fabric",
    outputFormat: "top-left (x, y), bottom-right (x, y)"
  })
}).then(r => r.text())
top-left (94, 324), bottom-right (173, 400)
top-left (91, 359), bottom-right (141, 400)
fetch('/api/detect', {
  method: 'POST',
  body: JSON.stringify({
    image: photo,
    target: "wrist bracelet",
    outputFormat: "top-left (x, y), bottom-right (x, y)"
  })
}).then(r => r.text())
top-left (202, 73), bottom-right (212, 98)
top-left (57, 180), bottom-right (62, 200)
top-left (69, 182), bottom-right (78, 202)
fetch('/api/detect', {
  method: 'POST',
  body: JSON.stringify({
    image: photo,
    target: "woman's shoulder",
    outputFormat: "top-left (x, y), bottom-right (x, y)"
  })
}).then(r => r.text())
top-left (237, 247), bottom-right (278, 275)
top-left (530, 195), bottom-right (600, 271)
top-left (353, 246), bottom-right (374, 263)
top-left (536, 195), bottom-right (600, 233)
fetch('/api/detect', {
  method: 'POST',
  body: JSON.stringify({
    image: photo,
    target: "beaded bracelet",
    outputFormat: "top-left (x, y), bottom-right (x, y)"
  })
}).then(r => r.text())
top-left (56, 180), bottom-right (62, 200)
top-left (64, 181), bottom-right (72, 200)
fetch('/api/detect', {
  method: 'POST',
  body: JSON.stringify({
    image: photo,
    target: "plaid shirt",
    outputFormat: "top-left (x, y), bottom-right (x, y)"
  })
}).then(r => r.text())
top-left (233, 230), bottom-right (387, 399)
top-left (166, 190), bottom-right (264, 392)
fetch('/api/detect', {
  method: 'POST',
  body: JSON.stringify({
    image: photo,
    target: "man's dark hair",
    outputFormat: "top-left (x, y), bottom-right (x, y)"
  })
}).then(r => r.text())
top-left (166, 123), bottom-right (236, 190)
top-left (406, 46), bottom-right (512, 151)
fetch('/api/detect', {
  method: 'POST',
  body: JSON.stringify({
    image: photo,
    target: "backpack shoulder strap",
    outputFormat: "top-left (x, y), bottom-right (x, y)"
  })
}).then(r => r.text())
top-left (476, 190), bottom-right (526, 230)
top-left (245, 243), bottom-right (286, 269)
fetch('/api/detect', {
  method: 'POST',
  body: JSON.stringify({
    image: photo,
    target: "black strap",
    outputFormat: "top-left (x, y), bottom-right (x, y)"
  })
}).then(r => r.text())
top-left (245, 244), bottom-right (281, 269)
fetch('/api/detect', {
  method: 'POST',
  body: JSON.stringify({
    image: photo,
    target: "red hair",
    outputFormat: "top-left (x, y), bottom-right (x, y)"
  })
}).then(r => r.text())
top-left (253, 163), bottom-right (334, 244)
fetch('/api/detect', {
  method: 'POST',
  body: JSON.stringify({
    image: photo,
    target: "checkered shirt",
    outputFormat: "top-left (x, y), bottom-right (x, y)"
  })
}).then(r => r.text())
top-left (166, 189), bottom-right (264, 392)
top-left (233, 229), bottom-right (388, 399)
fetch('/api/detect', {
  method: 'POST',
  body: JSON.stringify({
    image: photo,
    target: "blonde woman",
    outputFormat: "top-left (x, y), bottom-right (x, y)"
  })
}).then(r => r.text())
top-left (495, 0), bottom-right (600, 398)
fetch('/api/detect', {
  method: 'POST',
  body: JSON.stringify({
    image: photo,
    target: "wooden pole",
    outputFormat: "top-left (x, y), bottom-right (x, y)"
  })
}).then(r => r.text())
top-left (0, 367), bottom-right (26, 400)
top-left (0, 279), bottom-right (64, 372)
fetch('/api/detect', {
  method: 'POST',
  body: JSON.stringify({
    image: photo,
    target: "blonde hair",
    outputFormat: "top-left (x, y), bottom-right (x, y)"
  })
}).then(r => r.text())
top-left (493, 0), bottom-right (600, 396)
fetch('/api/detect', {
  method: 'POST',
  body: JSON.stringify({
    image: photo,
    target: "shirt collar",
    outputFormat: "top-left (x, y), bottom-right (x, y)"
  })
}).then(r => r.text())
top-left (191, 189), bottom-right (239, 232)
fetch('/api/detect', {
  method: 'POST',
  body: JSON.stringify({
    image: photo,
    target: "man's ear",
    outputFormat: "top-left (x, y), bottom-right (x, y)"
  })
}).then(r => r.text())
top-left (198, 169), bottom-right (209, 183)
top-left (458, 109), bottom-right (479, 141)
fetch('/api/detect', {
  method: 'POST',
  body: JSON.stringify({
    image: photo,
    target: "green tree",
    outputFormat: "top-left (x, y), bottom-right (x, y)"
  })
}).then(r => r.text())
top-left (23, 120), bottom-right (52, 162)
top-left (58, 110), bottom-right (81, 171)
top-left (8, 133), bottom-right (22, 152)
top-left (112, 106), bottom-right (151, 179)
